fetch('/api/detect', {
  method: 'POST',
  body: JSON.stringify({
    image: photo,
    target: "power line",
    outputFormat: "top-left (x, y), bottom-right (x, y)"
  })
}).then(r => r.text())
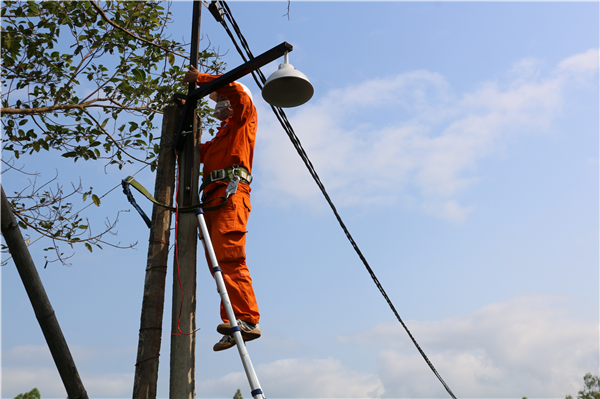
top-left (213, 2), bottom-right (458, 398)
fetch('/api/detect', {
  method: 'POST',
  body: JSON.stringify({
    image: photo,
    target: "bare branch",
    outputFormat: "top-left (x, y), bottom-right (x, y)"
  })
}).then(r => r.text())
top-left (1, 158), bottom-right (41, 176)
top-left (283, 1), bottom-right (291, 20)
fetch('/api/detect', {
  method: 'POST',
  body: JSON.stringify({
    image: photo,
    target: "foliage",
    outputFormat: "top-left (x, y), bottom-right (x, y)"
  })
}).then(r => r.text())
top-left (1, 0), bottom-right (224, 263)
top-left (13, 387), bottom-right (41, 399)
top-left (578, 373), bottom-right (600, 399)
top-left (233, 388), bottom-right (244, 399)
top-left (564, 373), bottom-right (600, 399)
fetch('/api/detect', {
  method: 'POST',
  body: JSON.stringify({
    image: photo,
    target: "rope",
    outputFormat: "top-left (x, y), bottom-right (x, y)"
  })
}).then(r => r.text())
top-left (214, 3), bottom-right (458, 398)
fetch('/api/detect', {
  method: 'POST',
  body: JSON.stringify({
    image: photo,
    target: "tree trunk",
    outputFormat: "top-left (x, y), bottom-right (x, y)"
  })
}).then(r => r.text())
top-left (1, 185), bottom-right (89, 399)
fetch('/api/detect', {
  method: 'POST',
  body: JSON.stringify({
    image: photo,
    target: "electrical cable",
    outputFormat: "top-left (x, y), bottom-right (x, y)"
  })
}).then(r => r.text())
top-left (214, 2), bottom-right (458, 398)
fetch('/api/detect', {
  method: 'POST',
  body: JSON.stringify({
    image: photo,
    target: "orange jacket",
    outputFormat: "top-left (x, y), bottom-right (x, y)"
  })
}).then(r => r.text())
top-left (197, 73), bottom-right (257, 195)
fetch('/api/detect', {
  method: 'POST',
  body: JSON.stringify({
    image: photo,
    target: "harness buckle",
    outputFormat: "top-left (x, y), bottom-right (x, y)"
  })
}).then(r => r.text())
top-left (225, 165), bottom-right (241, 198)
top-left (211, 169), bottom-right (226, 182)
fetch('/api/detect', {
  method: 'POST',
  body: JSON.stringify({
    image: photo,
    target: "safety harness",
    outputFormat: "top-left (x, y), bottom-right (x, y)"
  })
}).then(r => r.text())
top-left (199, 164), bottom-right (252, 192)
top-left (122, 165), bottom-right (252, 227)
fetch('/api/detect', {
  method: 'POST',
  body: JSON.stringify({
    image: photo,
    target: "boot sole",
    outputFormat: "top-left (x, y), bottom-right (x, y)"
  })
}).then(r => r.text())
top-left (217, 323), bottom-right (261, 341)
top-left (213, 341), bottom-right (235, 351)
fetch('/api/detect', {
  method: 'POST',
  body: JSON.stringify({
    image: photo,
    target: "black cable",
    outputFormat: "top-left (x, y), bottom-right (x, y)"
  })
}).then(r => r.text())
top-left (214, 3), bottom-right (458, 398)
top-left (122, 179), bottom-right (152, 228)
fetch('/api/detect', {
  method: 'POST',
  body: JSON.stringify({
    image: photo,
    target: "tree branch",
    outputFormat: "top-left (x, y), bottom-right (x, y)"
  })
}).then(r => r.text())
top-left (89, 0), bottom-right (189, 61)
top-left (82, 109), bottom-right (153, 166)
top-left (1, 100), bottom-right (155, 115)
top-left (283, 1), bottom-right (291, 20)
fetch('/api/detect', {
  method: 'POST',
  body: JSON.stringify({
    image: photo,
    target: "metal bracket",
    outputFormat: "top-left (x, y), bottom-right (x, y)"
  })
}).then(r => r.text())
top-left (208, 1), bottom-right (224, 23)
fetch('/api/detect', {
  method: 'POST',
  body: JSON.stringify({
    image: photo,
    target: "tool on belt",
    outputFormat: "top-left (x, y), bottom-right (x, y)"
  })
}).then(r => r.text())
top-left (199, 164), bottom-right (252, 197)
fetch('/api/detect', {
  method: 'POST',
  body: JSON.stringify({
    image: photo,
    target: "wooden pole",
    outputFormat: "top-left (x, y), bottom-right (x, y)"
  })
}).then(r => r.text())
top-left (132, 105), bottom-right (178, 399)
top-left (169, 3), bottom-right (201, 399)
top-left (169, 115), bottom-right (201, 399)
top-left (0, 185), bottom-right (89, 399)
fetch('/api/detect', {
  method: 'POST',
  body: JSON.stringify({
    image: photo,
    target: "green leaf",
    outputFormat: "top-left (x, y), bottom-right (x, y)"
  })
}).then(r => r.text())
top-left (85, 243), bottom-right (93, 252)
top-left (131, 69), bottom-right (146, 80)
top-left (92, 194), bottom-right (101, 206)
top-left (27, 1), bottom-right (40, 15)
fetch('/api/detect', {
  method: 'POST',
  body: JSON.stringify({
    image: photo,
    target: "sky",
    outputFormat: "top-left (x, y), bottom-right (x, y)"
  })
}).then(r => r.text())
top-left (1, 1), bottom-right (599, 399)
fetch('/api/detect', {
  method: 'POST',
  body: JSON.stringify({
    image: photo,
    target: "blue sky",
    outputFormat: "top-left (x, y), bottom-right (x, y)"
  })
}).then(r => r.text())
top-left (1, 1), bottom-right (598, 398)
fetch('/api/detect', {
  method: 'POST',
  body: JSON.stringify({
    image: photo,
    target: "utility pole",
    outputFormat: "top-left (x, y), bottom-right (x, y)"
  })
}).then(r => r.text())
top-left (132, 106), bottom-right (178, 399)
top-left (169, 2), bottom-right (201, 398)
top-left (1, 186), bottom-right (89, 399)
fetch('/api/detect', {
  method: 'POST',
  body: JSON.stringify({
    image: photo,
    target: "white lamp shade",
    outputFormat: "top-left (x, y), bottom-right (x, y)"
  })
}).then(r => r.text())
top-left (262, 62), bottom-right (314, 108)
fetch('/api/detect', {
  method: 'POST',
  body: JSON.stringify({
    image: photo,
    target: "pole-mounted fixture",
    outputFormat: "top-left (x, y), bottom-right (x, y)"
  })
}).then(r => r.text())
top-left (173, 41), bottom-right (302, 151)
top-left (261, 51), bottom-right (314, 108)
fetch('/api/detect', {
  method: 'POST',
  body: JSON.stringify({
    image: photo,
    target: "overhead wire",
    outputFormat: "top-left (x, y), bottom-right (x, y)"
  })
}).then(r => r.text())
top-left (213, 2), bottom-right (458, 398)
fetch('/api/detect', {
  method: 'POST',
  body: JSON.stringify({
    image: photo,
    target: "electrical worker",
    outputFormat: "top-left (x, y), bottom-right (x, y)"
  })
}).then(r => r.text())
top-left (183, 66), bottom-right (260, 352)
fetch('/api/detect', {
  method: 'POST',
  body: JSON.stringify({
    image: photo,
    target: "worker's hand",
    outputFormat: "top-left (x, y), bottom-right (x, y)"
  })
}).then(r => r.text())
top-left (183, 65), bottom-right (200, 84)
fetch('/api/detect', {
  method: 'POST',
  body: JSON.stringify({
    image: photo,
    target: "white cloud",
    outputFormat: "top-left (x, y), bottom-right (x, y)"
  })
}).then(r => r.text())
top-left (3, 296), bottom-right (595, 399)
top-left (507, 57), bottom-right (545, 84)
top-left (557, 48), bottom-right (600, 76)
top-left (337, 295), bottom-right (599, 398)
top-left (80, 372), bottom-right (134, 397)
top-left (1, 344), bottom-right (136, 398)
top-left (1, 367), bottom-right (66, 398)
top-left (422, 199), bottom-right (475, 223)
top-left (254, 49), bottom-right (599, 222)
top-left (197, 357), bottom-right (384, 398)
top-left (1, 366), bottom-right (134, 398)
top-left (2, 344), bottom-right (53, 363)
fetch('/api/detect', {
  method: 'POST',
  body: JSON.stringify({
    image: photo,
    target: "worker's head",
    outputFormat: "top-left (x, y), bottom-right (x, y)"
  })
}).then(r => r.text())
top-left (209, 82), bottom-right (253, 121)
top-left (210, 92), bottom-right (232, 121)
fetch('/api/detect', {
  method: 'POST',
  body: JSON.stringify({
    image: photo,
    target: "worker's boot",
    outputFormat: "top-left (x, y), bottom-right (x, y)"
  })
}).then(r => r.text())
top-left (217, 319), bottom-right (261, 341)
top-left (213, 335), bottom-right (235, 352)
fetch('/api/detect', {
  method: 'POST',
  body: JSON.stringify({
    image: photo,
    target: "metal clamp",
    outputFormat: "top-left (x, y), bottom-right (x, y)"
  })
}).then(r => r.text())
top-left (225, 165), bottom-right (241, 198)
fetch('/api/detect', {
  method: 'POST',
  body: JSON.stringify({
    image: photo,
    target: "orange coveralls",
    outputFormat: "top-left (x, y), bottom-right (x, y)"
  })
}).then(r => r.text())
top-left (197, 73), bottom-right (260, 325)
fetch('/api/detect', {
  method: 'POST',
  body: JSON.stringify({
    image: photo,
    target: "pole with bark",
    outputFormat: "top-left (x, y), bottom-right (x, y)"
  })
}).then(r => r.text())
top-left (132, 105), bottom-right (178, 399)
top-left (169, 2), bottom-right (202, 398)
top-left (1, 185), bottom-right (89, 399)
top-left (168, 113), bottom-right (201, 396)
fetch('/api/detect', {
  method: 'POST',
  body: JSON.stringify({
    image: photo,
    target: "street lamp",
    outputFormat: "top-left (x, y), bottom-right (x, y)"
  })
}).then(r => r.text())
top-left (262, 51), bottom-right (314, 108)
top-left (173, 42), bottom-right (310, 151)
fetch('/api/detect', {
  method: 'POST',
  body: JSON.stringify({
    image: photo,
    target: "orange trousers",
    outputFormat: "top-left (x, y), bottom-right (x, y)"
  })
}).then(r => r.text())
top-left (202, 184), bottom-right (260, 325)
